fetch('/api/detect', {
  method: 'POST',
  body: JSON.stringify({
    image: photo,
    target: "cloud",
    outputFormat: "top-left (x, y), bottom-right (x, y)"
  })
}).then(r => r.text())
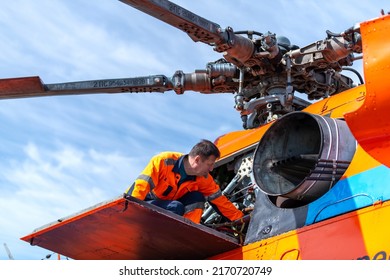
top-left (0, 140), bottom-right (143, 259)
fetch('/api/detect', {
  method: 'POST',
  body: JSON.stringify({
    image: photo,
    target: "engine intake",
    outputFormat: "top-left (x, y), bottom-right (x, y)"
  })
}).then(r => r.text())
top-left (252, 112), bottom-right (356, 203)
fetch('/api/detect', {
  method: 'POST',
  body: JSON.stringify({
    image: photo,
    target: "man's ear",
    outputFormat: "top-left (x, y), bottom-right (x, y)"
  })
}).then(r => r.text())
top-left (194, 155), bottom-right (202, 164)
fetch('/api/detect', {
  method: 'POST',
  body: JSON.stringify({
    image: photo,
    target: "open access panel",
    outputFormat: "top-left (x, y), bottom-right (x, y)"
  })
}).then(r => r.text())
top-left (21, 196), bottom-right (240, 259)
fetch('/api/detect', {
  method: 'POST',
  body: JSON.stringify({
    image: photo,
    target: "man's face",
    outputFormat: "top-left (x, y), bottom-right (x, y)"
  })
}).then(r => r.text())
top-left (193, 155), bottom-right (217, 177)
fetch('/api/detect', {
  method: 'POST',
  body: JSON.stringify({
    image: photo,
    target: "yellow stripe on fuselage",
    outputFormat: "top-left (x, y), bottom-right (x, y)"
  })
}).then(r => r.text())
top-left (211, 200), bottom-right (390, 260)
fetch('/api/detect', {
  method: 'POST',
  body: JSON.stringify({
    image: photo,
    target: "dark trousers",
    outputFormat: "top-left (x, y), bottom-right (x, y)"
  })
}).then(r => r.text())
top-left (146, 191), bottom-right (205, 216)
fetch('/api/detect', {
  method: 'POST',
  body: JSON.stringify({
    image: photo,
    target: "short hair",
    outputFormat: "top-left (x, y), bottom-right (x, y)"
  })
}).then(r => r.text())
top-left (189, 139), bottom-right (220, 160)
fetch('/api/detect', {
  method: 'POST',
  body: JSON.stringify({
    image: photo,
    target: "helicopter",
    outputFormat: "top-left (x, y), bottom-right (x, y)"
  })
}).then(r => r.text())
top-left (1, 0), bottom-right (389, 260)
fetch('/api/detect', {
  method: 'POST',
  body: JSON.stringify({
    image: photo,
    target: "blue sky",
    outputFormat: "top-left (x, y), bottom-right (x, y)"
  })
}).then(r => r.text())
top-left (0, 0), bottom-right (387, 260)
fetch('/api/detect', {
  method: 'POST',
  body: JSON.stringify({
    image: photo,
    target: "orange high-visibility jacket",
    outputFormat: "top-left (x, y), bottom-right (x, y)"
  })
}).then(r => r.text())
top-left (127, 151), bottom-right (243, 221)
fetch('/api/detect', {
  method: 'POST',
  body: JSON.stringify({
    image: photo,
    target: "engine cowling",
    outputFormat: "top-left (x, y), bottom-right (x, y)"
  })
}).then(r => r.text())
top-left (252, 112), bottom-right (356, 205)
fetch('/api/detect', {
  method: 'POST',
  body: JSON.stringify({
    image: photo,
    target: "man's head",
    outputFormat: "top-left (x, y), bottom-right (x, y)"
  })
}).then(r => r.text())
top-left (187, 139), bottom-right (220, 177)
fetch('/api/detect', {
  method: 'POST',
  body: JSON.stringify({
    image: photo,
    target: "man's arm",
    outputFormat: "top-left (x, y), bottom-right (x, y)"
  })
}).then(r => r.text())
top-left (201, 178), bottom-right (244, 221)
top-left (125, 155), bottom-right (160, 200)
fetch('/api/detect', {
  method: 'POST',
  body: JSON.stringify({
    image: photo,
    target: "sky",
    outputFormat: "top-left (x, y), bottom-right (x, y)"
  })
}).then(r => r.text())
top-left (0, 0), bottom-right (388, 260)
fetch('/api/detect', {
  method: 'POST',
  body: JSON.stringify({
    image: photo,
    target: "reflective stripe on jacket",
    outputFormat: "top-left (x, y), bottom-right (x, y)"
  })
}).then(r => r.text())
top-left (126, 151), bottom-right (243, 221)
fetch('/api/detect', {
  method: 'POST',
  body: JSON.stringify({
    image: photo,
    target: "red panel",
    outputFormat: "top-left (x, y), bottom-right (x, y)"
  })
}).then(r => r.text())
top-left (21, 196), bottom-right (240, 260)
top-left (297, 214), bottom-right (366, 259)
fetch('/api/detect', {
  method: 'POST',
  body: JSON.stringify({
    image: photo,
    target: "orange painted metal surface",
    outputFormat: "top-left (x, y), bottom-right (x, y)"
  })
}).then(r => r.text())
top-left (345, 14), bottom-right (390, 167)
top-left (306, 85), bottom-right (366, 118)
top-left (210, 200), bottom-right (390, 260)
top-left (215, 125), bottom-right (269, 160)
top-left (343, 145), bottom-right (380, 178)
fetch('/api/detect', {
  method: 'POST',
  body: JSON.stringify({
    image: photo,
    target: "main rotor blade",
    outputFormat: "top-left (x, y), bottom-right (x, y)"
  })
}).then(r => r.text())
top-left (120, 0), bottom-right (223, 45)
top-left (0, 75), bottom-right (172, 99)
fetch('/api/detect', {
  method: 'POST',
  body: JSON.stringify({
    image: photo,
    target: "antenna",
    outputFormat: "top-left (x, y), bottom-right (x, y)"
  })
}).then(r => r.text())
top-left (3, 243), bottom-right (14, 260)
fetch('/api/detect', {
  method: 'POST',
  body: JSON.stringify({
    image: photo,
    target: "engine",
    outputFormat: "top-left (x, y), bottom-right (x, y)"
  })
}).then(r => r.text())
top-left (203, 112), bottom-right (357, 239)
top-left (252, 112), bottom-right (356, 206)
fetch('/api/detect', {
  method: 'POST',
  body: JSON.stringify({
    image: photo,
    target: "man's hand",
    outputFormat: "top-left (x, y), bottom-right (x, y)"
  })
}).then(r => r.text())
top-left (242, 206), bottom-right (254, 215)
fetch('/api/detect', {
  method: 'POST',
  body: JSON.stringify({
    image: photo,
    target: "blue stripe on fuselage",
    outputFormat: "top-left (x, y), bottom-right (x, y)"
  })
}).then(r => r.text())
top-left (306, 165), bottom-right (390, 225)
